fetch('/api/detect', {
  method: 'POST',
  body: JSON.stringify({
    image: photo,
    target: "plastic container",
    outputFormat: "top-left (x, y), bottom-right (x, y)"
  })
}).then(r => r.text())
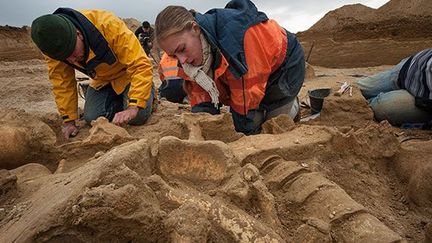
top-left (308, 88), bottom-right (331, 114)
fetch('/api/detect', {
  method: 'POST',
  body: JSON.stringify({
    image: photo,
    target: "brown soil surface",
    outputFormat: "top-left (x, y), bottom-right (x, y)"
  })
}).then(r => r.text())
top-left (298, 0), bottom-right (432, 68)
top-left (0, 26), bottom-right (42, 61)
top-left (1, 3), bottom-right (432, 241)
top-left (0, 58), bottom-right (431, 242)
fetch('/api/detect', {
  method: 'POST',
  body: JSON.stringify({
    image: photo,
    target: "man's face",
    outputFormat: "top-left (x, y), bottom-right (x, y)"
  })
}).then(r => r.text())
top-left (66, 30), bottom-right (85, 64)
top-left (159, 23), bottom-right (203, 66)
top-left (143, 27), bottom-right (150, 33)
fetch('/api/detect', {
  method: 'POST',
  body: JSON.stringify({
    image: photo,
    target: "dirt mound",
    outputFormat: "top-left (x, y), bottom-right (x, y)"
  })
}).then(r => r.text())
top-left (377, 0), bottom-right (432, 16)
top-left (0, 26), bottom-right (42, 61)
top-left (308, 4), bottom-right (375, 32)
top-left (308, 0), bottom-right (432, 34)
top-left (122, 18), bottom-right (141, 32)
top-left (0, 109), bottom-right (57, 169)
top-left (298, 0), bottom-right (432, 68)
top-left (394, 140), bottom-right (432, 208)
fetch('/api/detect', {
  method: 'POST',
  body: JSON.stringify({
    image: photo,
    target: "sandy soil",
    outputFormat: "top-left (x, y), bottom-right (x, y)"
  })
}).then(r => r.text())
top-left (0, 26), bottom-right (42, 61)
top-left (0, 57), bottom-right (431, 242)
top-left (298, 0), bottom-right (432, 68)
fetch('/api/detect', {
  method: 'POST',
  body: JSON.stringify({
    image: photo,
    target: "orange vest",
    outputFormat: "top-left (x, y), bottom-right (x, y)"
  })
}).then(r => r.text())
top-left (159, 53), bottom-right (181, 81)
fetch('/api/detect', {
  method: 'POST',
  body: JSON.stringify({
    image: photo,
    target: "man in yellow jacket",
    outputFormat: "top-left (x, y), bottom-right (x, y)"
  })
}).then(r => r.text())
top-left (31, 8), bottom-right (154, 139)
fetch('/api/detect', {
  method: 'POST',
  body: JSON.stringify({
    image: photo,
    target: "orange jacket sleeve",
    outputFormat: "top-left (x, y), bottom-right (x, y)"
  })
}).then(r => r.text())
top-left (46, 56), bottom-right (79, 122)
top-left (229, 19), bottom-right (287, 114)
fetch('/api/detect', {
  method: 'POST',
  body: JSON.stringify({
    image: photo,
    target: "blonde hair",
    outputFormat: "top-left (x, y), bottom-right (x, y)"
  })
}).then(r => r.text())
top-left (155, 6), bottom-right (195, 43)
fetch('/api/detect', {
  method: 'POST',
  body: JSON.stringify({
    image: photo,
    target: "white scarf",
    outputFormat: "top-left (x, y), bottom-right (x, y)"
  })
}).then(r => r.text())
top-left (182, 34), bottom-right (219, 108)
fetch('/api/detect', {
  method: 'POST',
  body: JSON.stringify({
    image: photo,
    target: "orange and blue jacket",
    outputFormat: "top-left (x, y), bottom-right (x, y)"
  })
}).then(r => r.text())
top-left (181, 0), bottom-right (304, 116)
top-left (45, 8), bottom-right (153, 122)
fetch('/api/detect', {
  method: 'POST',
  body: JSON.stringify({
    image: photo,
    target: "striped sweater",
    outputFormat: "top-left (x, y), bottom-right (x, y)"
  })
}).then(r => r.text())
top-left (398, 48), bottom-right (432, 100)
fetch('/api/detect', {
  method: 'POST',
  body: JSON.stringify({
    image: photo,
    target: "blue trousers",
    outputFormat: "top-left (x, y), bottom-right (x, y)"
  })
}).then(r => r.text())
top-left (83, 84), bottom-right (154, 125)
top-left (357, 59), bottom-right (432, 125)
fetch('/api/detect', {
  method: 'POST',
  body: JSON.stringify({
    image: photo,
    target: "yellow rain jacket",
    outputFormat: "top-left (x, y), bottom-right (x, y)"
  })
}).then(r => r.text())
top-left (45, 8), bottom-right (153, 122)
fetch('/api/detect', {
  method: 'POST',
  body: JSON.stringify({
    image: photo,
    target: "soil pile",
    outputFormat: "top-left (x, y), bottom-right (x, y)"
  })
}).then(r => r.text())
top-left (377, 0), bottom-right (432, 16)
top-left (0, 26), bottom-right (42, 61)
top-left (122, 17), bottom-right (141, 32)
top-left (307, 4), bottom-right (375, 33)
top-left (298, 0), bottom-right (432, 68)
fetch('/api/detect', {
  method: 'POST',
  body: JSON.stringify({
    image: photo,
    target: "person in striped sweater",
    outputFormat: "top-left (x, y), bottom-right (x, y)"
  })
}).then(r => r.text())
top-left (357, 48), bottom-right (432, 128)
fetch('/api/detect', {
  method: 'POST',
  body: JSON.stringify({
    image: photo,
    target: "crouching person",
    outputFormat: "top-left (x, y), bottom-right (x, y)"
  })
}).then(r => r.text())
top-left (31, 8), bottom-right (155, 139)
top-left (155, 0), bottom-right (305, 135)
top-left (357, 48), bottom-right (432, 127)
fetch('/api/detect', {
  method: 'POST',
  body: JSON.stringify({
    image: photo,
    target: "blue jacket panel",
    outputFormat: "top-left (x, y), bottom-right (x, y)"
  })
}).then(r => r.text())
top-left (195, 0), bottom-right (268, 79)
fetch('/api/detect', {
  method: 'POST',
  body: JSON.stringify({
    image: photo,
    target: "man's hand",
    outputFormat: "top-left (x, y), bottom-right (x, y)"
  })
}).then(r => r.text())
top-left (62, 121), bottom-right (79, 139)
top-left (112, 106), bottom-right (139, 126)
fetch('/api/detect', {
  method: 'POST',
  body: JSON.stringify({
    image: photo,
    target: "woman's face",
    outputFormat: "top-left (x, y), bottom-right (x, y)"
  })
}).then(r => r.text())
top-left (159, 23), bottom-right (203, 66)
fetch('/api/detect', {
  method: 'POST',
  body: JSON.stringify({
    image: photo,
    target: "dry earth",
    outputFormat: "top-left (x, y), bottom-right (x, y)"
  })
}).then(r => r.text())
top-left (297, 0), bottom-right (432, 68)
top-left (1, 58), bottom-right (431, 242)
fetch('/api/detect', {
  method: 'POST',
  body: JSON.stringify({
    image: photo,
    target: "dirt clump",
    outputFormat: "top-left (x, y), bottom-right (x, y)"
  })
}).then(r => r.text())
top-left (0, 139), bottom-right (167, 243)
top-left (84, 117), bottom-right (134, 145)
top-left (0, 126), bottom-right (30, 169)
top-left (0, 109), bottom-right (57, 169)
top-left (180, 112), bottom-right (243, 142)
top-left (261, 114), bottom-right (296, 134)
top-left (313, 86), bottom-right (374, 128)
top-left (426, 223), bottom-right (432, 243)
top-left (394, 140), bottom-right (432, 208)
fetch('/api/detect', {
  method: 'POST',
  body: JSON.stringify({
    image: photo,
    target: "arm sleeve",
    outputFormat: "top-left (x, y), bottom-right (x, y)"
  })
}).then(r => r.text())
top-left (46, 56), bottom-right (79, 122)
top-left (231, 20), bottom-right (287, 112)
top-left (104, 14), bottom-right (153, 108)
